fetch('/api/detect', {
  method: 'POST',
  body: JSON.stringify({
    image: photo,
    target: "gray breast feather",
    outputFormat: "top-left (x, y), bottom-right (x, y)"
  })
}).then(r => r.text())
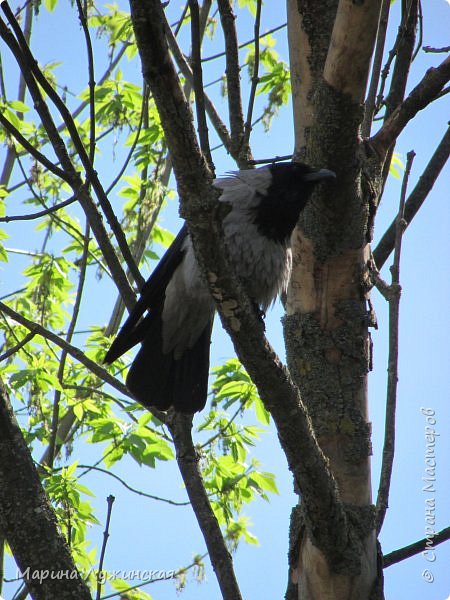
top-left (162, 170), bottom-right (290, 354)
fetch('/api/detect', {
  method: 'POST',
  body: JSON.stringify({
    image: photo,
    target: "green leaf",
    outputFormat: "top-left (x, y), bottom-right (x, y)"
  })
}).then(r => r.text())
top-left (44, 0), bottom-right (58, 12)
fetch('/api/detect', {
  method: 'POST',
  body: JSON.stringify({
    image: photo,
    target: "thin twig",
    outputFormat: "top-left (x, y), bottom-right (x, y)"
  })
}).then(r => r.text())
top-left (74, 464), bottom-right (191, 506)
top-left (362, 0), bottom-right (391, 137)
top-left (375, 150), bottom-right (415, 534)
top-left (383, 526), bottom-right (450, 568)
top-left (423, 45), bottom-right (450, 53)
top-left (373, 123), bottom-right (450, 269)
top-left (243, 0), bottom-right (262, 147)
top-left (47, 220), bottom-right (91, 468)
top-left (0, 330), bottom-right (36, 361)
top-left (105, 87), bottom-right (148, 195)
top-left (248, 154), bottom-right (292, 165)
top-left (202, 22), bottom-right (286, 63)
top-left (0, 111), bottom-right (71, 183)
top-left (188, 0), bottom-right (213, 171)
top-left (0, 301), bottom-right (130, 399)
top-left (0, 195), bottom-right (78, 222)
top-left (96, 495), bottom-right (115, 600)
top-left (75, 0), bottom-right (96, 164)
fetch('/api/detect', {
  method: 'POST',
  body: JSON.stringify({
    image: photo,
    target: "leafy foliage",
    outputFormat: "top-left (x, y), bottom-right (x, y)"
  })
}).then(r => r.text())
top-left (0, 2), bottom-right (284, 597)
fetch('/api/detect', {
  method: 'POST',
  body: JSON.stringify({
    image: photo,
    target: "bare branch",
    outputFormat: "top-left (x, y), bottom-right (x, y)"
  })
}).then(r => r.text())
top-left (202, 22), bottom-right (286, 63)
top-left (423, 45), bottom-right (450, 53)
top-left (0, 111), bottom-right (71, 183)
top-left (0, 330), bottom-right (36, 361)
top-left (75, 0), bottom-right (96, 163)
top-left (383, 526), bottom-right (450, 568)
top-left (248, 154), bottom-right (293, 165)
top-left (0, 194), bottom-right (77, 222)
top-left (0, 301), bottom-right (130, 401)
top-left (375, 150), bottom-right (415, 534)
top-left (217, 0), bottom-right (249, 165)
top-left (373, 123), bottom-right (450, 269)
top-left (163, 12), bottom-right (234, 156)
top-left (167, 412), bottom-right (243, 600)
top-left (47, 220), bottom-right (91, 468)
top-left (362, 0), bottom-right (391, 137)
top-left (243, 0), bottom-right (262, 148)
top-left (96, 495), bottom-right (115, 600)
top-left (371, 55), bottom-right (450, 157)
top-left (189, 0), bottom-right (213, 170)
top-left (73, 464), bottom-right (190, 506)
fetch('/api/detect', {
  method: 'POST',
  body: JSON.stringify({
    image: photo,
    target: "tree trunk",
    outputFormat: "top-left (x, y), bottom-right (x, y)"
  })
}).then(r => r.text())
top-left (285, 0), bottom-right (382, 597)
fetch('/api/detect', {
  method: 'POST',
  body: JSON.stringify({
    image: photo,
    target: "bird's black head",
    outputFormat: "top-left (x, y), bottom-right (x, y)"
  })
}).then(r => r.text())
top-left (253, 161), bottom-right (335, 243)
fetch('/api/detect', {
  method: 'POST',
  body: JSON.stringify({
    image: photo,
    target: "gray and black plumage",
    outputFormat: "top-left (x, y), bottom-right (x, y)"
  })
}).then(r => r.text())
top-left (104, 162), bottom-right (335, 414)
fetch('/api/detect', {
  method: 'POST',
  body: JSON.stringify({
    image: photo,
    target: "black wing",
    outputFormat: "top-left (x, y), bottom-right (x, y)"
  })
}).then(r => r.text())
top-left (104, 225), bottom-right (189, 364)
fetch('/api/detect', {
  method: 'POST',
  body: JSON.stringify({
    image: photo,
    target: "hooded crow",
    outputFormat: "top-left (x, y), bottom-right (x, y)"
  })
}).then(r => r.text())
top-left (104, 162), bottom-right (335, 413)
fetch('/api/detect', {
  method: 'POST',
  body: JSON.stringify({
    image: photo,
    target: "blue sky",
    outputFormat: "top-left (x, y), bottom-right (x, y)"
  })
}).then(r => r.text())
top-left (1, 1), bottom-right (450, 599)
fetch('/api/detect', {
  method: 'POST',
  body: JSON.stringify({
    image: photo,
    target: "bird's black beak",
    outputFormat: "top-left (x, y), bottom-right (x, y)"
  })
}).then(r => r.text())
top-left (303, 168), bottom-right (336, 182)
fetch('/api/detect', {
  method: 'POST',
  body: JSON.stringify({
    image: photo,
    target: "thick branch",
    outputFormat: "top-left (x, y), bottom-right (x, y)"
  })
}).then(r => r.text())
top-left (371, 56), bottom-right (450, 156)
top-left (0, 379), bottom-right (92, 600)
top-left (383, 526), bottom-right (450, 568)
top-left (373, 123), bottom-right (450, 269)
top-left (129, 0), bottom-right (347, 562)
top-left (323, 0), bottom-right (382, 102)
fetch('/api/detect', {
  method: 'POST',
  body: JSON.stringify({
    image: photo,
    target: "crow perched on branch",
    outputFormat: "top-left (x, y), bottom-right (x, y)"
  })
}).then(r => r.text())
top-left (104, 162), bottom-right (335, 413)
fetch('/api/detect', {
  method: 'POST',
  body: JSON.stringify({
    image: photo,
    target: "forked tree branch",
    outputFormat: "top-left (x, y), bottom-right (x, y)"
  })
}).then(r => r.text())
top-left (371, 55), bottom-right (450, 157)
top-left (163, 12), bottom-right (234, 156)
top-left (130, 0), bottom-right (347, 569)
top-left (373, 123), bottom-right (450, 269)
top-left (375, 150), bottom-right (415, 533)
top-left (362, 0), bottom-right (391, 137)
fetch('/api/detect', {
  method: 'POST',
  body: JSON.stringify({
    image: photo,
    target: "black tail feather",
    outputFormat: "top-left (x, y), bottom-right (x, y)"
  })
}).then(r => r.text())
top-left (125, 311), bottom-right (213, 414)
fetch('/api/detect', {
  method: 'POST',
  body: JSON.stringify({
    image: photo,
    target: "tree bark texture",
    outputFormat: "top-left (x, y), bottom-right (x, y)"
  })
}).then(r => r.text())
top-left (0, 379), bottom-right (92, 600)
top-left (286, 0), bottom-right (383, 598)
